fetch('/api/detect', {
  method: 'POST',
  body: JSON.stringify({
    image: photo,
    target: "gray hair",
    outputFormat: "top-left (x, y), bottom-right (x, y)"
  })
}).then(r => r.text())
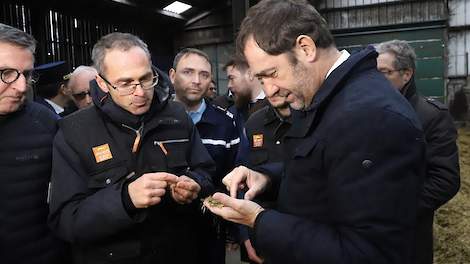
top-left (91, 32), bottom-right (151, 74)
top-left (68, 65), bottom-right (97, 84)
top-left (376, 40), bottom-right (416, 70)
top-left (0, 23), bottom-right (36, 56)
top-left (172, 48), bottom-right (212, 71)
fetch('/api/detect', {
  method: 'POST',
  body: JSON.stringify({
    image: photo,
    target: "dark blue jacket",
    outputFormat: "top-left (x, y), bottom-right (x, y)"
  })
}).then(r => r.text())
top-left (252, 47), bottom-right (426, 264)
top-left (0, 102), bottom-right (68, 264)
top-left (196, 102), bottom-right (239, 187)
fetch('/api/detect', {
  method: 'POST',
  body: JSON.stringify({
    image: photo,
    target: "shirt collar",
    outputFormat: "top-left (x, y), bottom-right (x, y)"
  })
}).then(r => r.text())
top-left (188, 99), bottom-right (206, 124)
top-left (252, 90), bottom-right (265, 102)
top-left (44, 98), bottom-right (64, 114)
top-left (325, 50), bottom-right (350, 79)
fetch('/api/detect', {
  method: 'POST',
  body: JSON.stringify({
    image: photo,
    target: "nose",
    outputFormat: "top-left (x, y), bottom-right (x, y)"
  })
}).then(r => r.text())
top-left (12, 74), bottom-right (29, 93)
top-left (85, 94), bottom-right (92, 104)
top-left (133, 84), bottom-right (146, 96)
top-left (262, 80), bottom-right (279, 98)
top-left (192, 74), bottom-right (201, 84)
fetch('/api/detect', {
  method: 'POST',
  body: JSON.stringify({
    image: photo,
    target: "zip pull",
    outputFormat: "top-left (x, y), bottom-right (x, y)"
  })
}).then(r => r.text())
top-left (122, 123), bottom-right (144, 153)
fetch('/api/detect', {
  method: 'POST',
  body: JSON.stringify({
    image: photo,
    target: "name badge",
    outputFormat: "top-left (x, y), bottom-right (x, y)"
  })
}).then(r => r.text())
top-left (252, 134), bottom-right (264, 148)
top-left (92, 143), bottom-right (113, 163)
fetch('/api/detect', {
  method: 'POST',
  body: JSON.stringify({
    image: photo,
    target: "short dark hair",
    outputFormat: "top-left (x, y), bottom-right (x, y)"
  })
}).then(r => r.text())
top-left (376, 40), bottom-right (416, 71)
top-left (172, 48), bottom-right (212, 71)
top-left (223, 56), bottom-right (249, 73)
top-left (92, 32), bottom-right (150, 74)
top-left (0, 23), bottom-right (36, 56)
top-left (236, 0), bottom-right (334, 59)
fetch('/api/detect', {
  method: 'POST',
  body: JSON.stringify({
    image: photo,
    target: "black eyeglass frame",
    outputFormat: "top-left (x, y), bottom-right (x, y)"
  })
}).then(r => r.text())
top-left (0, 68), bottom-right (35, 84)
top-left (98, 67), bottom-right (159, 96)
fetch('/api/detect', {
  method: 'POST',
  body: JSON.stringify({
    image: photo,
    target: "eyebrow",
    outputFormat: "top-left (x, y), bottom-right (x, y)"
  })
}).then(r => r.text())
top-left (253, 67), bottom-right (276, 78)
top-left (115, 70), bottom-right (153, 83)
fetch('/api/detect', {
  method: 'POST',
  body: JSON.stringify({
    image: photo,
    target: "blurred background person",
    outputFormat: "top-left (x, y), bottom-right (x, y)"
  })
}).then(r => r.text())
top-left (34, 61), bottom-right (75, 116)
top-left (67, 65), bottom-right (97, 109)
top-left (376, 39), bottom-right (460, 264)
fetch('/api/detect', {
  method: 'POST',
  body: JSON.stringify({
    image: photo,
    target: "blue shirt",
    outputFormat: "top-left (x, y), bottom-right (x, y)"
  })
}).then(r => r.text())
top-left (188, 99), bottom-right (206, 124)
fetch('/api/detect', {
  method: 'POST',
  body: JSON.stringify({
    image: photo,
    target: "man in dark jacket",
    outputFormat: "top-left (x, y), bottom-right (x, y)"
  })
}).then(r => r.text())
top-left (205, 1), bottom-right (426, 263)
top-left (0, 23), bottom-right (68, 264)
top-left (48, 32), bottom-right (215, 264)
top-left (170, 48), bottom-right (239, 264)
top-left (376, 39), bottom-right (460, 264)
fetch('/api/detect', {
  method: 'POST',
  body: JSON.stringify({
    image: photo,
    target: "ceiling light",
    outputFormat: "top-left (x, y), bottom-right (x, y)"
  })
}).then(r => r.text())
top-left (163, 1), bottom-right (192, 14)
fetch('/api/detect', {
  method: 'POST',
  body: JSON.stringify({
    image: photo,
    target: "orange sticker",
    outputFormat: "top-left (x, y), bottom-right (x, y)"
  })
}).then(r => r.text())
top-left (252, 134), bottom-right (264, 148)
top-left (92, 144), bottom-right (113, 163)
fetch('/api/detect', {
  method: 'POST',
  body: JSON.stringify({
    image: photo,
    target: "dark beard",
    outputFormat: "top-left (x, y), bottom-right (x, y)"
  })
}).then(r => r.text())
top-left (234, 92), bottom-right (251, 109)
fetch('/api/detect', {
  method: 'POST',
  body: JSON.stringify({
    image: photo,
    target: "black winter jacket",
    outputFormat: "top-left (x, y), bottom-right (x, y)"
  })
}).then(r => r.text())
top-left (48, 80), bottom-right (215, 264)
top-left (403, 79), bottom-right (460, 264)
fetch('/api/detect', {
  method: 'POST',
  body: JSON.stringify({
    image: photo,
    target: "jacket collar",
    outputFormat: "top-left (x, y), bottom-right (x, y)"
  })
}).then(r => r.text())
top-left (286, 46), bottom-right (379, 138)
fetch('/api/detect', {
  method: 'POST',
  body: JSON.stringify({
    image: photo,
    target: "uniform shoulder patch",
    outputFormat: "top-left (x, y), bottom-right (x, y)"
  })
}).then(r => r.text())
top-left (213, 105), bottom-right (234, 119)
top-left (425, 97), bottom-right (448, 110)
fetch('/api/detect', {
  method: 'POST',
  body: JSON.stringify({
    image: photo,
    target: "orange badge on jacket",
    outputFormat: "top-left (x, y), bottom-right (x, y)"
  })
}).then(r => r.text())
top-left (253, 134), bottom-right (264, 148)
top-left (92, 143), bottom-right (113, 163)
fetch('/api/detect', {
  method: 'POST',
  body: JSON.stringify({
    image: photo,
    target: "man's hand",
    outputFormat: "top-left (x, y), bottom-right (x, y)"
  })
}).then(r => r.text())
top-left (222, 166), bottom-right (270, 200)
top-left (244, 239), bottom-right (264, 264)
top-left (128, 172), bottom-right (178, 208)
top-left (203, 192), bottom-right (264, 228)
top-left (171, 175), bottom-right (201, 204)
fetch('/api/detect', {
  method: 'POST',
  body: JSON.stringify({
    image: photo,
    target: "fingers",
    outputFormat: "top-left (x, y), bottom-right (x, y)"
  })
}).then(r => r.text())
top-left (223, 166), bottom-right (249, 198)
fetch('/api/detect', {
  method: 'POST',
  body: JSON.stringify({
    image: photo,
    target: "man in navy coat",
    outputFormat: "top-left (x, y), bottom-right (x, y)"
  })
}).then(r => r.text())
top-left (205, 1), bottom-right (426, 263)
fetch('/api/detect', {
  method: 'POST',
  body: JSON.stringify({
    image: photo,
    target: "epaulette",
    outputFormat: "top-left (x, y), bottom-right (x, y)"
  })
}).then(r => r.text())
top-left (425, 97), bottom-right (448, 110)
top-left (213, 104), bottom-right (234, 119)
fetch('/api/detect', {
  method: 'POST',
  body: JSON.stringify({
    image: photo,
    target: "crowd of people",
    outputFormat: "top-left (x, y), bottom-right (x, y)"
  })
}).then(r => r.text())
top-left (0, 0), bottom-right (460, 263)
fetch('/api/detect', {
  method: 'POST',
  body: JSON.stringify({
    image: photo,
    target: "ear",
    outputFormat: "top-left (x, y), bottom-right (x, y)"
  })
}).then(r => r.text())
top-left (401, 68), bottom-right (414, 84)
top-left (169, 68), bottom-right (176, 85)
top-left (60, 83), bottom-right (70, 95)
top-left (295, 35), bottom-right (317, 63)
top-left (95, 74), bottom-right (110, 93)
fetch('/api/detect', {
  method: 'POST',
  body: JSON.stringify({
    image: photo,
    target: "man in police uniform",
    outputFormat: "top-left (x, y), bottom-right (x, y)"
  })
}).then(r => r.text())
top-left (169, 48), bottom-right (239, 264)
top-left (376, 39), bottom-right (460, 264)
top-left (48, 32), bottom-right (215, 264)
top-left (205, 1), bottom-right (426, 263)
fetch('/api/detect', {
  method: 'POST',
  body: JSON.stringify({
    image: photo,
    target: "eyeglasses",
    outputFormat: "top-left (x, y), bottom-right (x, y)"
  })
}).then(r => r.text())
top-left (0, 68), bottom-right (35, 84)
top-left (72, 90), bottom-right (91, 100)
top-left (98, 71), bottom-right (159, 96)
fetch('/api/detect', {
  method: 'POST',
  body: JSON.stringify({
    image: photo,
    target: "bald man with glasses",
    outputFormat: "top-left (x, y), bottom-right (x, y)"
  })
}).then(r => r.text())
top-left (48, 32), bottom-right (215, 264)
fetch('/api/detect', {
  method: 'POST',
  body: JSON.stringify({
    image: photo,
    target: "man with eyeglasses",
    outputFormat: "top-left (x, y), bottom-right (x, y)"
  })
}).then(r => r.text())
top-left (376, 39), bottom-right (460, 264)
top-left (48, 32), bottom-right (215, 264)
top-left (67, 65), bottom-right (97, 109)
top-left (0, 23), bottom-right (69, 264)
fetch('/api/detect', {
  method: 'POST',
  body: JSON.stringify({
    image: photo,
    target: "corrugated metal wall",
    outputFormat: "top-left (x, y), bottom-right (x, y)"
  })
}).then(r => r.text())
top-left (448, 0), bottom-right (470, 77)
top-left (320, 0), bottom-right (446, 30)
top-left (318, 0), bottom-right (447, 101)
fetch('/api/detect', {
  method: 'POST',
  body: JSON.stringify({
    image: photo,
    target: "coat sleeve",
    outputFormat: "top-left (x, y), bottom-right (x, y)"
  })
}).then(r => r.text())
top-left (420, 110), bottom-right (460, 212)
top-left (48, 130), bottom-right (144, 243)
top-left (252, 109), bottom-right (426, 264)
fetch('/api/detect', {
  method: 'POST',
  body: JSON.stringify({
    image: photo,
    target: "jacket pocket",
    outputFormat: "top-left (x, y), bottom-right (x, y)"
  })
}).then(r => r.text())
top-left (88, 165), bottom-right (128, 189)
top-left (154, 139), bottom-right (190, 175)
